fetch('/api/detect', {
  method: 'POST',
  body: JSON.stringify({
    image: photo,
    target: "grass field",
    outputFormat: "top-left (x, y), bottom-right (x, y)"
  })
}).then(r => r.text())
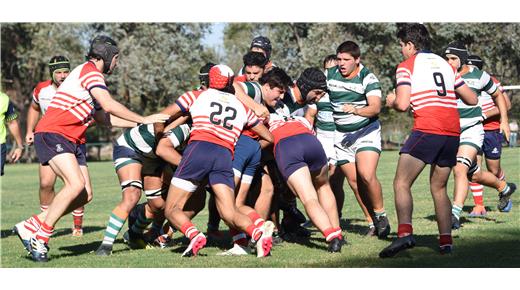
top-left (1, 148), bottom-right (519, 268)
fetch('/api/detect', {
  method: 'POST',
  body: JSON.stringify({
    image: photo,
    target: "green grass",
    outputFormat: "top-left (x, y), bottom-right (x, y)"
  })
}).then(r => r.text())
top-left (1, 148), bottom-right (519, 267)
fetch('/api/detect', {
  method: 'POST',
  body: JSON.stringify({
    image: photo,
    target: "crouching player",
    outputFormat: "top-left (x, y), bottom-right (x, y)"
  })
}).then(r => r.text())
top-left (268, 68), bottom-right (345, 252)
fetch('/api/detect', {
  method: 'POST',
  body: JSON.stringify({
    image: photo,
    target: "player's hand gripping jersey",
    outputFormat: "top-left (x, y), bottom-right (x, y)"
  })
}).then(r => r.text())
top-left (396, 52), bottom-right (464, 136)
top-left (175, 88), bottom-right (260, 153)
top-left (35, 61), bottom-right (103, 143)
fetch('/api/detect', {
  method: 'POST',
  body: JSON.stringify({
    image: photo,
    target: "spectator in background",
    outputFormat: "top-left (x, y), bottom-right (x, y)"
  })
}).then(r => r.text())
top-left (510, 120), bottom-right (518, 147)
top-left (0, 91), bottom-right (24, 176)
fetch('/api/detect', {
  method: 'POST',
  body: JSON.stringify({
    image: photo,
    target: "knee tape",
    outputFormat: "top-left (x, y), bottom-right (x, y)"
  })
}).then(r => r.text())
top-left (456, 156), bottom-right (472, 168)
top-left (121, 180), bottom-right (143, 192)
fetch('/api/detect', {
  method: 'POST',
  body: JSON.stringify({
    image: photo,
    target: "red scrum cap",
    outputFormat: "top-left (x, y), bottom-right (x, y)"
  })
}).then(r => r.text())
top-left (209, 64), bottom-right (235, 89)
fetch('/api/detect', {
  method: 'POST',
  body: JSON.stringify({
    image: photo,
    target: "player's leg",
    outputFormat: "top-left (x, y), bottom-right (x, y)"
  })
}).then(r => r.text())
top-left (71, 164), bottom-right (92, 237)
top-left (472, 130), bottom-right (514, 211)
top-left (329, 165), bottom-right (345, 222)
top-left (340, 162), bottom-right (374, 232)
top-left (469, 154), bottom-right (486, 217)
top-left (379, 153), bottom-right (425, 258)
top-left (164, 180), bottom-right (205, 257)
top-left (355, 149), bottom-right (389, 238)
top-left (38, 164), bottom-right (57, 213)
top-left (96, 162), bottom-right (143, 255)
top-left (451, 144), bottom-right (478, 228)
top-left (71, 144), bottom-right (90, 237)
top-left (26, 152), bottom-right (87, 262)
top-left (429, 164), bottom-right (453, 253)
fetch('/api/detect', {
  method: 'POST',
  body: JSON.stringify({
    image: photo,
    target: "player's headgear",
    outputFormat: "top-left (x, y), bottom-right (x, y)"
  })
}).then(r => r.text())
top-left (209, 64), bottom-right (235, 90)
top-left (296, 67), bottom-right (327, 99)
top-left (199, 62), bottom-right (216, 88)
top-left (466, 54), bottom-right (484, 70)
top-left (250, 36), bottom-right (272, 60)
top-left (48, 55), bottom-right (70, 79)
top-left (87, 35), bottom-right (119, 74)
top-left (445, 41), bottom-right (468, 69)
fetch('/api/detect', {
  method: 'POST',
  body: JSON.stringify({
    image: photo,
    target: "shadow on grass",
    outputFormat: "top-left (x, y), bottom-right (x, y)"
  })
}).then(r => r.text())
top-left (423, 214), bottom-right (503, 227)
top-left (51, 226), bottom-right (105, 238)
top-left (340, 218), bottom-right (372, 236)
top-left (305, 229), bottom-right (520, 267)
top-left (0, 226), bottom-right (105, 239)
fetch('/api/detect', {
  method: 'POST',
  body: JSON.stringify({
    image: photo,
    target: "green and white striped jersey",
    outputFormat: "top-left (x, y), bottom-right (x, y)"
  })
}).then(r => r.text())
top-left (458, 67), bottom-right (497, 131)
top-left (326, 64), bottom-right (381, 132)
top-left (311, 93), bottom-right (335, 132)
top-left (239, 81), bottom-right (308, 118)
top-left (117, 123), bottom-right (191, 158)
top-left (239, 81), bottom-right (264, 104)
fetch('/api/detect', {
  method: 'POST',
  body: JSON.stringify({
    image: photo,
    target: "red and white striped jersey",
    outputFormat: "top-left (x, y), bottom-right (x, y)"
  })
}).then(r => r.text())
top-left (32, 80), bottom-right (57, 115)
top-left (267, 113), bottom-right (313, 146)
top-left (482, 76), bottom-right (503, 131)
top-left (35, 61), bottom-right (104, 144)
top-left (396, 52), bottom-right (463, 136)
top-left (175, 88), bottom-right (259, 153)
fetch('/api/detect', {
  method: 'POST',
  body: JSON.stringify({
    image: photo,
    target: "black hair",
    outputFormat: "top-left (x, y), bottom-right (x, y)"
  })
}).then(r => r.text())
top-left (243, 51), bottom-right (268, 68)
top-left (258, 67), bottom-right (292, 91)
top-left (396, 23), bottom-right (431, 51)
top-left (322, 54), bottom-right (337, 69)
top-left (336, 41), bottom-right (361, 58)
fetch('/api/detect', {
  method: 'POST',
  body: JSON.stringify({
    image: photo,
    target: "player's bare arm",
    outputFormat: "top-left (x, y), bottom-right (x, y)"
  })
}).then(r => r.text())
top-left (490, 90), bottom-right (510, 141)
top-left (156, 136), bottom-right (183, 166)
top-left (455, 83), bottom-right (477, 106)
top-left (392, 85), bottom-right (412, 112)
top-left (91, 87), bottom-right (170, 124)
top-left (25, 102), bottom-right (41, 145)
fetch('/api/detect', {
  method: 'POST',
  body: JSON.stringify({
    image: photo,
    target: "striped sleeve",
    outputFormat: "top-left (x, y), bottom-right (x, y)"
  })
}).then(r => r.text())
top-left (242, 82), bottom-right (260, 99)
top-left (166, 123), bottom-right (191, 148)
top-left (491, 77), bottom-right (504, 93)
top-left (5, 101), bottom-right (18, 121)
top-left (79, 63), bottom-right (107, 91)
top-left (481, 71), bottom-right (497, 95)
top-left (364, 73), bottom-right (382, 98)
top-left (245, 107), bottom-right (260, 128)
top-left (396, 61), bottom-right (412, 87)
top-left (454, 71), bottom-right (465, 89)
top-left (32, 88), bottom-right (40, 104)
top-left (175, 90), bottom-right (199, 113)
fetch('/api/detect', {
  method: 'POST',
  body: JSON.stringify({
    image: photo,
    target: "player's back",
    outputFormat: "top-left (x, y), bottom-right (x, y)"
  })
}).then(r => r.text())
top-left (181, 88), bottom-right (259, 152)
top-left (397, 52), bottom-right (461, 136)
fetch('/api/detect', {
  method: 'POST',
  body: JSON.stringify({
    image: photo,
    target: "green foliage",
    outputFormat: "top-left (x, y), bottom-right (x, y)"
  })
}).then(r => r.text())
top-left (2, 23), bottom-right (519, 143)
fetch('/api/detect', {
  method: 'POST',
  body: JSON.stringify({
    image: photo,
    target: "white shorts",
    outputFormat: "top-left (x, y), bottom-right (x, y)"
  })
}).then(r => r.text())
top-left (316, 128), bottom-right (336, 166)
top-left (334, 126), bottom-right (381, 165)
top-left (460, 123), bottom-right (484, 151)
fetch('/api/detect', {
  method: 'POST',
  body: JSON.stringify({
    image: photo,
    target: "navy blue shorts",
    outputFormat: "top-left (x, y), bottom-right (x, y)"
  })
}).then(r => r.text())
top-left (233, 135), bottom-right (261, 182)
top-left (34, 132), bottom-right (87, 166)
top-left (274, 133), bottom-right (327, 181)
top-left (481, 130), bottom-right (503, 160)
top-left (1, 143), bottom-right (6, 176)
top-left (174, 141), bottom-right (234, 189)
top-left (400, 130), bottom-right (459, 167)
